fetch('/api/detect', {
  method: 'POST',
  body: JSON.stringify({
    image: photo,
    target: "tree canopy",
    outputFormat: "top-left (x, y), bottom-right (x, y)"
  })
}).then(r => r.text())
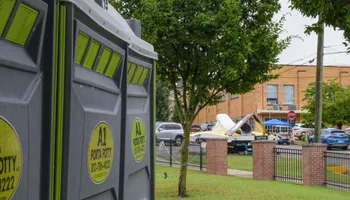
top-left (302, 80), bottom-right (350, 129)
top-left (111, 0), bottom-right (290, 197)
top-left (290, 0), bottom-right (350, 44)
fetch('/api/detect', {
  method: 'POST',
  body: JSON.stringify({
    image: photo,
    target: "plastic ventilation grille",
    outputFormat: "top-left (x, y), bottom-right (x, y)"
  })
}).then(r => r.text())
top-left (127, 63), bottom-right (137, 83)
top-left (96, 47), bottom-right (112, 74)
top-left (83, 40), bottom-right (101, 69)
top-left (0, 0), bottom-right (16, 37)
top-left (138, 68), bottom-right (149, 85)
top-left (105, 52), bottom-right (121, 78)
top-left (131, 66), bottom-right (144, 84)
top-left (127, 62), bottom-right (131, 72)
top-left (75, 32), bottom-right (90, 64)
top-left (6, 3), bottom-right (39, 46)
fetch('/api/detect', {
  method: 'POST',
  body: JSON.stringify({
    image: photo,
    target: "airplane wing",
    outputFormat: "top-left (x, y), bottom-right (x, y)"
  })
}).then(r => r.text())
top-left (226, 114), bottom-right (269, 136)
top-left (252, 115), bottom-right (269, 135)
top-left (226, 114), bottom-right (253, 136)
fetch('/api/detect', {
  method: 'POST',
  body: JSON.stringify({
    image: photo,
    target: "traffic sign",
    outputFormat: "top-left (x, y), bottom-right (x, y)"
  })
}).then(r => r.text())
top-left (288, 110), bottom-right (296, 120)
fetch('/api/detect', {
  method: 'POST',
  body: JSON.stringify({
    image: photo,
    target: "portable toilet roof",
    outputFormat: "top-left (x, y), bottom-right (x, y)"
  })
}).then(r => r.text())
top-left (63, 0), bottom-right (158, 60)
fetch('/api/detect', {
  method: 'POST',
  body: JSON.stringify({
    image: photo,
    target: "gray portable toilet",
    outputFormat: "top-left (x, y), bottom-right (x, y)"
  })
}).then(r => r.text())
top-left (0, 0), bottom-right (49, 199)
top-left (50, 0), bottom-right (130, 199)
top-left (115, 9), bottom-right (158, 200)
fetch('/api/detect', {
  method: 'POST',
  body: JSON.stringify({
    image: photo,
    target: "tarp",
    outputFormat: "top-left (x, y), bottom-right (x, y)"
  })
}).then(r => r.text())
top-left (262, 119), bottom-right (291, 127)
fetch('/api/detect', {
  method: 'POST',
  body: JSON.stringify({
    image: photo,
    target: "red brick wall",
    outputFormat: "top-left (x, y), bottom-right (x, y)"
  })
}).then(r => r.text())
top-left (252, 141), bottom-right (276, 180)
top-left (302, 144), bottom-right (327, 186)
top-left (206, 139), bottom-right (228, 175)
top-left (229, 98), bottom-right (241, 119)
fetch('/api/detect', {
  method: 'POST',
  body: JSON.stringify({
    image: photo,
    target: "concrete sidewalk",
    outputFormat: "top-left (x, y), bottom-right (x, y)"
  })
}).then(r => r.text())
top-left (227, 169), bottom-right (253, 178)
top-left (156, 159), bottom-right (253, 178)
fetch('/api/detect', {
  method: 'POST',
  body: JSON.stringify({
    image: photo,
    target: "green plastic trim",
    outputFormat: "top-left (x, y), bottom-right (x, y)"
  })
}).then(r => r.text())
top-left (138, 68), bottom-right (149, 85)
top-left (131, 66), bottom-right (144, 84)
top-left (83, 40), bottom-right (100, 69)
top-left (127, 63), bottom-right (137, 83)
top-left (127, 62), bottom-right (131, 72)
top-left (96, 47), bottom-right (112, 74)
top-left (56, 5), bottom-right (66, 200)
top-left (75, 32), bottom-right (90, 65)
top-left (50, 4), bottom-right (60, 200)
top-left (51, 4), bottom-right (66, 200)
top-left (0, 0), bottom-right (16, 37)
top-left (6, 3), bottom-right (39, 46)
top-left (153, 61), bottom-right (156, 195)
top-left (105, 52), bottom-right (121, 78)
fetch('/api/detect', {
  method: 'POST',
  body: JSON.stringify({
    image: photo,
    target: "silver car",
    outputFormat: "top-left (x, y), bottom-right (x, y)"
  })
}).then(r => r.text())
top-left (156, 122), bottom-right (184, 146)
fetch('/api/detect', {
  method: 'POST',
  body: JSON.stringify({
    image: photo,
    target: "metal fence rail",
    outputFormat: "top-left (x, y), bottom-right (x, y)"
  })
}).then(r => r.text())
top-left (156, 140), bottom-right (206, 170)
top-left (325, 151), bottom-right (350, 191)
top-left (274, 148), bottom-right (303, 184)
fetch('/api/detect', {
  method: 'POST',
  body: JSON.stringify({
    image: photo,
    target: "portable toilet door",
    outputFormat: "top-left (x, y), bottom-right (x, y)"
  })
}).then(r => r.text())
top-left (0, 0), bottom-right (50, 199)
top-left (50, 0), bottom-right (129, 199)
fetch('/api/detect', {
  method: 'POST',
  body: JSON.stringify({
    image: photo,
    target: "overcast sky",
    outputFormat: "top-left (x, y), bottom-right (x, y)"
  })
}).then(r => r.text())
top-left (275, 0), bottom-right (350, 66)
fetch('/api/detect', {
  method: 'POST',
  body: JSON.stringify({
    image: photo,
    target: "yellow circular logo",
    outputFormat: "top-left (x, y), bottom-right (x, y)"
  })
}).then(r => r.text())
top-left (88, 122), bottom-right (114, 184)
top-left (0, 116), bottom-right (22, 200)
top-left (131, 118), bottom-right (147, 162)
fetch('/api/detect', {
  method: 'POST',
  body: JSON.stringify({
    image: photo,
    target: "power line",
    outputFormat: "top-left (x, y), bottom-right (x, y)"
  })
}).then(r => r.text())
top-left (278, 51), bottom-right (349, 75)
top-left (282, 44), bottom-right (345, 67)
top-left (324, 51), bottom-right (348, 55)
top-left (286, 52), bottom-right (316, 65)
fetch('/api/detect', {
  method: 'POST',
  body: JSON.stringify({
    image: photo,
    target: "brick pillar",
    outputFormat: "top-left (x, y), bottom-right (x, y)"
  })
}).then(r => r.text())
top-left (302, 144), bottom-right (327, 186)
top-left (252, 140), bottom-right (276, 180)
top-left (206, 138), bottom-right (227, 175)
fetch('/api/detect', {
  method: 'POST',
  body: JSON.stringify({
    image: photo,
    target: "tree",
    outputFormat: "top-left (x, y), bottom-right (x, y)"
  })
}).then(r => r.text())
top-left (111, 0), bottom-right (289, 197)
top-left (302, 80), bottom-right (350, 129)
top-left (290, 0), bottom-right (350, 44)
top-left (171, 105), bottom-right (181, 123)
top-left (156, 79), bottom-right (170, 122)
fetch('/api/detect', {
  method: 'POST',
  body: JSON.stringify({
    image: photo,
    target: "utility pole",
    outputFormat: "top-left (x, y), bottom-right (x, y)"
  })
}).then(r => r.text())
top-left (314, 17), bottom-right (324, 143)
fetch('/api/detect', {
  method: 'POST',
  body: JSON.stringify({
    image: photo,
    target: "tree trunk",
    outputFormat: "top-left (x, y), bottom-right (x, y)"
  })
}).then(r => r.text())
top-left (337, 123), bottom-right (343, 129)
top-left (178, 122), bottom-right (191, 197)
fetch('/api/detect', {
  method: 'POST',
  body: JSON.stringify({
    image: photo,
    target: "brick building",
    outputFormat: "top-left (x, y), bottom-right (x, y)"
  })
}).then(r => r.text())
top-left (193, 65), bottom-right (350, 129)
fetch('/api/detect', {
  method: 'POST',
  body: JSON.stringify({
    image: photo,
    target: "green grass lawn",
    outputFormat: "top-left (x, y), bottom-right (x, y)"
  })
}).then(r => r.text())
top-left (176, 154), bottom-right (253, 171)
top-left (327, 170), bottom-right (350, 185)
top-left (226, 155), bottom-right (350, 185)
top-left (227, 155), bottom-right (253, 171)
top-left (179, 154), bottom-right (253, 172)
top-left (156, 165), bottom-right (350, 200)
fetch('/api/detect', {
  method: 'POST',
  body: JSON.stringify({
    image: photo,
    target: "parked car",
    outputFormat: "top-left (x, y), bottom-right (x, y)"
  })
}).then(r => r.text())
top-left (345, 126), bottom-right (350, 135)
top-left (156, 122), bottom-right (184, 146)
top-left (200, 123), bottom-right (214, 131)
top-left (191, 125), bottom-right (201, 132)
top-left (292, 123), bottom-right (314, 139)
top-left (309, 129), bottom-right (349, 150)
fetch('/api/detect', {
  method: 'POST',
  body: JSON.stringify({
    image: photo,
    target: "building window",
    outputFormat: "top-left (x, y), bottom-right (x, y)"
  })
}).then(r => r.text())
top-left (266, 84), bottom-right (278, 104)
top-left (283, 85), bottom-right (294, 105)
top-left (230, 94), bottom-right (239, 99)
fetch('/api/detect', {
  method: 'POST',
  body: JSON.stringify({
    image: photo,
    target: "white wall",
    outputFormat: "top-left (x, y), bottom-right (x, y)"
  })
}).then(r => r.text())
top-left (275, 0), bottom-right (350, 66)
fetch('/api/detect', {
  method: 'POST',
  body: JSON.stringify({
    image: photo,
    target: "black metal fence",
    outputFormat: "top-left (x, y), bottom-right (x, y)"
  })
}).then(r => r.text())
top-left (325, 151), bottom-right (350, 191)
top-left (274, 147), bottom-right (303, 184)
top-left (156, 140), bottom-right (206, 171)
